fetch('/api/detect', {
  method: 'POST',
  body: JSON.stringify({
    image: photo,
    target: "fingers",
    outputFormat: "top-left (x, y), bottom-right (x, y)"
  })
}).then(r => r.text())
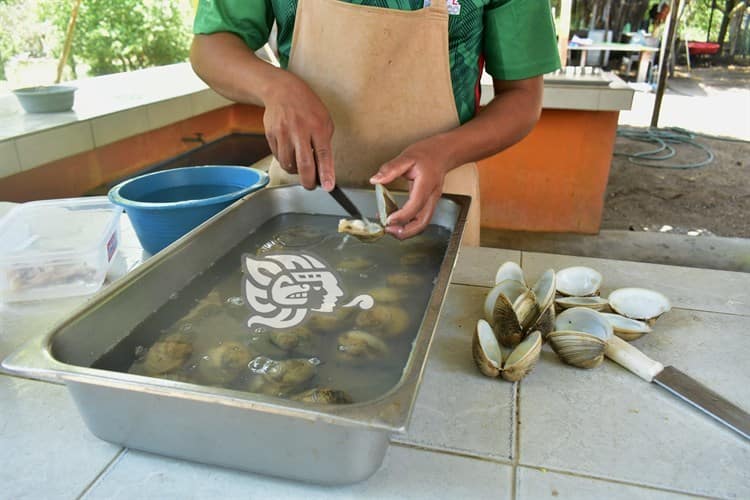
top-left (386, 190), bottom-right (440, 240)
top-left (295, 138), bottom-right (317, 190)
top-left (313, 133), bottom-right (335, 191)
top-left (274, 131), bottom-right (297, 174)
top-left (386, 174), bottom-right (433, 227)
top-left (370, 155), bottom-right (415, 185)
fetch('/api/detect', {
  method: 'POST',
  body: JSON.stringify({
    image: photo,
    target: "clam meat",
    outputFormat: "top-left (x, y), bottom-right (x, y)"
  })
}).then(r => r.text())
top-left (292, 387), bottom-right (353, 405)
top-left (247, 356), bottom-right (318, 396)
top-left (355, 304), bottom-right (410, 337)
top-left (338, 183), bottom-right (400, 242)
top-left (269, 326), bottom-right (314, 352)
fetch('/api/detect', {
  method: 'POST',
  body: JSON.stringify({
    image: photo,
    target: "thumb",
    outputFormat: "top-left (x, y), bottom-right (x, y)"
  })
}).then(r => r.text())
top-left (370, 155), bottom-right (415, 185)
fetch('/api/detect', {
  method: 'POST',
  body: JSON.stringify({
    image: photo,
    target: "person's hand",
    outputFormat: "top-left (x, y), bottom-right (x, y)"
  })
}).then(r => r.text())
top-left (369, 141), bottom-right (451, 240)
top-left (263, 73), bottom-right (335, 191)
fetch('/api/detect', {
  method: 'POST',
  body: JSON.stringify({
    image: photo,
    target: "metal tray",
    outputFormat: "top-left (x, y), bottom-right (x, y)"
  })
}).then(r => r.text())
top-left (2, 185), bottom-right (469, 485)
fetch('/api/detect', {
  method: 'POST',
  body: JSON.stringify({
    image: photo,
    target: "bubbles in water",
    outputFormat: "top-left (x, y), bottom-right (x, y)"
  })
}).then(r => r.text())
top-left (134, 345), bottom-right (146, 360)
top-left (253, 326), bottom-right (267, 335)
top-left (169, 292), bottom-right (179, 300)
top-left (180, 323), bottom-right (193, 332)
top-left (249, 355), bottom-right (275, 374)
top-left (226, 296), bottom-right (244, 306)
top-left (308, 357), bottom-right (321, 366)
top-left (201, 355), bottom-right (210, 361)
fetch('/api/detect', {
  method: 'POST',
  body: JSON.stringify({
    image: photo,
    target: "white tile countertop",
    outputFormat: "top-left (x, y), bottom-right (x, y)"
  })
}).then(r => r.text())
top-left (1, 220), bottom-right (748, 499)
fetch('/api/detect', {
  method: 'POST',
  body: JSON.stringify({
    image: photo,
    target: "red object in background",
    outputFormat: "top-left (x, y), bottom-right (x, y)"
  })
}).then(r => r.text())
top-left (687, 42), bottom-right (721, 55)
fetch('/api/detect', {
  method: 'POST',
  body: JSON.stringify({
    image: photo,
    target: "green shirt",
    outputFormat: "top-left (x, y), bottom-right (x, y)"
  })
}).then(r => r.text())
top-left (194, 0), bottom-right (561, 124)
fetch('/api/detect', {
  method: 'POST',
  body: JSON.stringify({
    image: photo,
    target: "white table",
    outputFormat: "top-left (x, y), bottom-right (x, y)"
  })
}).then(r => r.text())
top-left (568, 43), bottom-right (660, 83)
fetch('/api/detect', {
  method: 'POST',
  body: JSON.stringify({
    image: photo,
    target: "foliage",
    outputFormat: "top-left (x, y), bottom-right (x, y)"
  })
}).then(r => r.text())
top-left (40, 0), bottom-right (193, 76)
top-left (0, 0), bottom-right (61, 80)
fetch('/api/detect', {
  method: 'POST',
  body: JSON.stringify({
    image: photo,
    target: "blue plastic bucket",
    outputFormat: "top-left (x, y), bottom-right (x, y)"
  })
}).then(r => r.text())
top-left (108, 165), bottom-right (269, 254)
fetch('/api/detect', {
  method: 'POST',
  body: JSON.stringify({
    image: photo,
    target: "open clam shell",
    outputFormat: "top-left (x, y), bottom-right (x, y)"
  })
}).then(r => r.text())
top-left (556, 266), bottom-right (602, 297)
top-left (548, 307), bottom-right (612, 369)
top-left (608, 288), bottom-right (671, 324)
top-left (337, 218), bottom-right (384, 242)
top-left (375, 183), bottom-right (399, 226)
top-left (495, 261), bottom-right (526, 287)
top-left (501, 330), bottom-right (542, 382)
top-left (555, 296), bottom-right (609, 311)
top-left (483, 279), bottom-right (527, 325)
top-left (472, 320), bottom-right (542, 382)
top-left (600, 312), bottom-right (652, 341)
top-left (473, 319), bottom-right (503, 378)
top-left (529, 269), bottom-right (556, 337)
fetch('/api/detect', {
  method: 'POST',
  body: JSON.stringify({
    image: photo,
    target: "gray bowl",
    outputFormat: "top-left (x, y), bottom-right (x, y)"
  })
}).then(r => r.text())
top-left (13, 85), bottom-right (76, 113)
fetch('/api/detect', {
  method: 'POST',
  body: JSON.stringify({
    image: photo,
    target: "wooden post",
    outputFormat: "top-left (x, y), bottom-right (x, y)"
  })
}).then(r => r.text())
top-left (55, 0), bottom-right (83, 84)
top-left (558, 0), bottom-right (573, 67)
top-left (651, 0), bottom-right (682, 127)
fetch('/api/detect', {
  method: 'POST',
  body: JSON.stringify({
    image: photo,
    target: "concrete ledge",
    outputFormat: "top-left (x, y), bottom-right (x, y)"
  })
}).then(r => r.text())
top-left (481, 228), bottom-right (750, 273)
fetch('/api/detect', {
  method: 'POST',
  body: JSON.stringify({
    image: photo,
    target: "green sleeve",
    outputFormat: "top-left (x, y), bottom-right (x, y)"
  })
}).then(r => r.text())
top-left (483, 0), bottom-right (561, 80)
top-left (193, 0), bottom-right (274, 51)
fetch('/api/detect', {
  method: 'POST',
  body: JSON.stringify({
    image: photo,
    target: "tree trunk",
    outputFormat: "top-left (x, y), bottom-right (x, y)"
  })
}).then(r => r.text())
top-left (717, 0), bottom-right (739, 51)
top-left (727, 2), bottom-right (747, 54)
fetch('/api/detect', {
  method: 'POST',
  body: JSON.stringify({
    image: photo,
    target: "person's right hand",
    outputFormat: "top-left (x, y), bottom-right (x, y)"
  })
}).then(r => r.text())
top-left (263, 73), bottom-right (335, 191)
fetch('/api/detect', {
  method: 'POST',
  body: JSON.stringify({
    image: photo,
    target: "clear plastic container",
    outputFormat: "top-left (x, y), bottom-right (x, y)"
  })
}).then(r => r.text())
top-left (0, 197), bottom-right (122, 302)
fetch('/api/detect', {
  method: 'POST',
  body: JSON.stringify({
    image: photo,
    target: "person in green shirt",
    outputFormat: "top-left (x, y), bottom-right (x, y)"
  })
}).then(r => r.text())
top-left (191, 0), bottom-right (560, 242)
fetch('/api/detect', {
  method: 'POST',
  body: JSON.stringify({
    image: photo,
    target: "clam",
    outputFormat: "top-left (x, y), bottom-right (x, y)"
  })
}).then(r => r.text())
top-left (483, 267), bottom-right (556, 346)
top-left (269, 326), bottom-right (314, 352)
top-left (600, 312), bottom-right (652, 341)
top-left (336, 330), bottom-right (389, 362)
top-left (338, 183), bottom-right (399, 242)
top-left (555, 296), bottom-right (609, 311)
top-left (336, 256), bottom-right (376, 273)
top-left (196, 341), bottom-right (254, 385)
top-left (375, 183), bottom-right (398, 226)
top-left (337, 219), bottom-right (384, 242)
top-left (547, 307), bottom-right (613, 369)
top-left (556, 266), bottom-right (602, 296)
top-left (355, 305), bottom-right (410, 337)
top-left (367, 287), bottom-right (404, 304)
top-left (292, 387), bottom-right (353, 405)
top-left (608, 288), bottom-right (671, 325)
top-left (306, 308), bottom-right (353, 333)
top-left (136, 332), bottom-right (193, 376)
top-left (247, 356), bottom-right (318, 396)
top-left (494, 261), bottom-right (526, 286)
top-left (386, 271), bottom-right (426, 288)
top-left (472, 319), bottom-right (542, 382)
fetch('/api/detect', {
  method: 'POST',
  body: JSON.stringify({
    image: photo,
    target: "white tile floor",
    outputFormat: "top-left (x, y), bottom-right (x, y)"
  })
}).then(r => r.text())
top-left (3, 244), bottom-right (749, 499)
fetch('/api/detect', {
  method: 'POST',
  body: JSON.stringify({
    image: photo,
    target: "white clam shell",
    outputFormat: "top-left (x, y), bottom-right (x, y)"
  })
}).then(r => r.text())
top-left (531, 268), bottom-right (556, 311)
top-left (600, 312), bottom-right (652, 341)
top-left (555, 296), bottom-right (609, 311)
top-left (554, 307), bottom-right (613, 342)
top-left (472, 319), bottom-right (502, 378)
top-left (608, 288), bottom-right (671, 321)
top-left (556, 266), bottom-right (602, 296)
top-left (483, 279), bottom-right (527, 324)
top-left (495, 261), bottom-right (526, 287)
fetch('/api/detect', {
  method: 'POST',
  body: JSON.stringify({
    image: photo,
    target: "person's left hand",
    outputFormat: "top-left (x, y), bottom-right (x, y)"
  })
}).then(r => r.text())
top-left (369, 141), bottom-right (451, 240)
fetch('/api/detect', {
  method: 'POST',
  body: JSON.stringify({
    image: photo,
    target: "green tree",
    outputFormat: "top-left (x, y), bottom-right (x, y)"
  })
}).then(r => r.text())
top-left (41, 0), bottom-right (192, 76)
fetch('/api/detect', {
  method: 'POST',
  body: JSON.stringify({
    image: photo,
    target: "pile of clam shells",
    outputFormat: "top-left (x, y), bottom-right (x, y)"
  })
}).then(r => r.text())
top-left (473, 262), bottom-right (672, 379)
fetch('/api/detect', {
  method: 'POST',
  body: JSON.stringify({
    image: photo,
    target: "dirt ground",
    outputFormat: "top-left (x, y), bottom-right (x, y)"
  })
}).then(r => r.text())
top-left (601, 65), bottom-right (750, 238)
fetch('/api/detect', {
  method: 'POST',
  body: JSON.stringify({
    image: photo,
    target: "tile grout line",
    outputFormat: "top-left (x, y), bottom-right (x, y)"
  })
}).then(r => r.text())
top-left (513, 463), bottom-right (716, 499)
top-left (389, 441), bottom-right (513, 467)
top-left (510, 380), bottom-right (520, 500)
top-left (76, 448), bottom-right (128, 499)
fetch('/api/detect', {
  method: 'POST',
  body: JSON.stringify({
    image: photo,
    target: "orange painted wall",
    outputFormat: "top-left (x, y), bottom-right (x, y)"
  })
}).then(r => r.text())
top-left (478, 109), bottom-right (619, 234)
top-left (0, 104), bottom-right (265, 202)
top-left (1, 103), bottom-right (617, 234)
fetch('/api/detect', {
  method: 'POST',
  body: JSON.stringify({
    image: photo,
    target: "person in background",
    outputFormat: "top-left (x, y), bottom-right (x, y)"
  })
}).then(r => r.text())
top-left (190, 0), bottom-right (561, 245)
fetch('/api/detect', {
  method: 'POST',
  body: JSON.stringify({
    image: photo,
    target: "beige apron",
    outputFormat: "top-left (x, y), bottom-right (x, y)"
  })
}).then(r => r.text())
top-left (268, 0), bottom-right (481, 245)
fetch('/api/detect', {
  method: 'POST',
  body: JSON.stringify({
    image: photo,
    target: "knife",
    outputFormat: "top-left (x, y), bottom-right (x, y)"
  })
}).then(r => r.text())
top-left (605, 336), bottom-right (750, 440)
top-left (328, 184), bottom-right (366, 220)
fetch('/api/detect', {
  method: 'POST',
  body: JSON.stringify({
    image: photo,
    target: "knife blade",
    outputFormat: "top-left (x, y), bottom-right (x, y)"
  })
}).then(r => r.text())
top-left (605, 336), bottom-right (750, 440)
top-left (328, 184), bottom-right (365, 220)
